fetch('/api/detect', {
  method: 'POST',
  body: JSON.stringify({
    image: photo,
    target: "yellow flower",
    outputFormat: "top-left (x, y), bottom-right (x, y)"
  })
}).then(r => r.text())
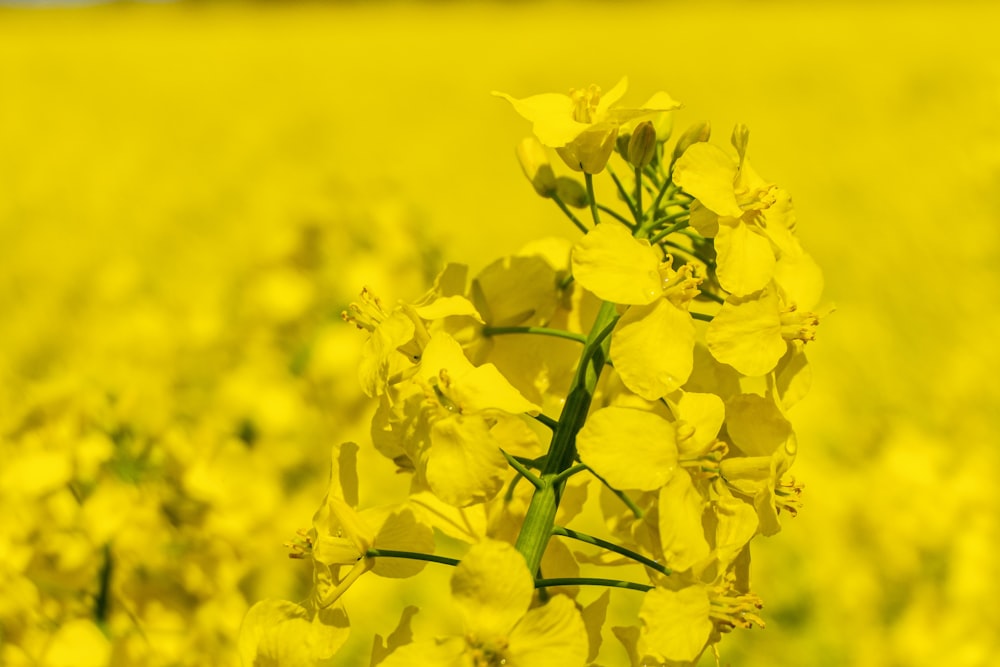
top-left (495, 78), bottom-right (680, 174)
top-left (377, 540), bottom-right (588, 667)
top-left (571, 222), bottom-right (701, 399)
top-left (673, 125), bottom-right (799, 296)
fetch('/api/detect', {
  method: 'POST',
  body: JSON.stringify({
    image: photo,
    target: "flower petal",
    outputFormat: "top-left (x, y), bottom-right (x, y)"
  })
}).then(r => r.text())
top-left (672, 143), bottom-right (743, 218)
top-left (507, 595), bottom-right (588, 667)
top-left (715, 220), bottom-right (776, 296)
top-left (571, 223), bottom-right (662, 305)
top-left (706, 288), bottom-right (784, 376)
top-left (426, 415), bottom-right (506, 507)
top-left (576, 406), bottom-right (678, 491)
top-left (451, 540), bottom-right (533, 640)
top-left (639, 586), bottom-right (713, 663)
top-left (610, 299), bottom-right (695, 400)
top-left (493, 91), bottom-right (589, 147)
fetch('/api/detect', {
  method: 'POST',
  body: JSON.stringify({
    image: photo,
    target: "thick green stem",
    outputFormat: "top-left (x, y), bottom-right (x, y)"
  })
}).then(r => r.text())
top-left (513, 301), bottom-right (619, 574)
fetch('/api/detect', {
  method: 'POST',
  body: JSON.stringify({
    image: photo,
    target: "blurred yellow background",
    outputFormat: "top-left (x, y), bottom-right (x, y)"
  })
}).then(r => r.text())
top-left (2, 1), bottom-right (998, 665)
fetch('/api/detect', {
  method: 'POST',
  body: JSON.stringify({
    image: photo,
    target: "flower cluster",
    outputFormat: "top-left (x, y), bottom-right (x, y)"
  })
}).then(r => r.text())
top-left (244, 78), bottom-right (827, 666)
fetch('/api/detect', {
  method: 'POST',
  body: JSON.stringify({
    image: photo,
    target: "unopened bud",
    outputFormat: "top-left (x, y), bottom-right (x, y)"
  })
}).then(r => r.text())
top-left (628, 121), bottom-right (657, 168)
top-left (555, 177), bottom-right (589, 208)
top-left (731, 123), bottom-right (750, 161)
top-left (516, 137), bottom-right (557, 197)
top-left (615, 133), bottom-right (631, 162)
top-left (671, 121), bottom-right (711, 162)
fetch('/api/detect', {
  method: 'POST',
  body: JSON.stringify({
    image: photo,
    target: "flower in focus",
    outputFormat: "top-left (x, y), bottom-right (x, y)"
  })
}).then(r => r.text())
top-left (495, 78), bottom-right (680, 173)
top-left (377, 540), bottom-right (588, 667)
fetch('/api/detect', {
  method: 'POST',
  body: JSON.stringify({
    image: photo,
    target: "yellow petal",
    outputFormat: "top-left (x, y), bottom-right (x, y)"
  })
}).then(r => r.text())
top-left (715, 220), bottom-right (776, 296)
top-left (706, 289), bottom-right (784, 376)
top-left (472, 255), bottom-right (557, 327)
top-left (426, 415), bottom-right (506, 507)
top-left (665, 390), bottom-right (725, 455)
top-left (594, 76), bottom-right (629, 117)
top-left (672, 142), bottom-right (743, 217)
top-left (556, 122), bottom-right (619, 173)
top-left (713, 490), bottom-right (759, 568)
top-left (508, 595), bottom-right (589, 666)
top-left (576, 407), bottom-right (678, 491)
top-left (571, 223), bottom-right (662, 305)
top-left (657, 470), bottom-right (710, 572)
top-left (581, 591), bottom-right (611, 662)
top-left (492, 91), bottom-right (588, 147)
top-left (376, 638), bottom-right (465, 667)
top-left (725, 393), bottom-right (793, 456)
top-left (774, 251), bottom-right (824, 310)
top-left (238, 599), bottom-right (350, 666)
top-left (638, 585), bottom-right (713, 663)
top-left (372, 509), bottom-right (435, 578)
top-left (610, 299), bottom-right (695, 400)
top-left (774, 341), bottom-right (812, 410)
top-left (451, 540), bottom-right (533, 640)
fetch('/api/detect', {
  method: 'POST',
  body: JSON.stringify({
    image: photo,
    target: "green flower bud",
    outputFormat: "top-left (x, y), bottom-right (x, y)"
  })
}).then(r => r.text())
top-left (671, 121), bottom-right (712, 163)
top-left (627, 121), bottom-right (657, 169)
top-left (516, 137), bottom-right (557, 197)
top-left (555, 177), bottom-right (589, 209)
top-left (731, 123), bottom-right (750, 161)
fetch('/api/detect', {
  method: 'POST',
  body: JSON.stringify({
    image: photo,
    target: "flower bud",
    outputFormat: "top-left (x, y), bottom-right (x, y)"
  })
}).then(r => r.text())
top-left (731, 123), bottom-right (750, 161)
top-left (628, 121), bottom-right (657, 169)
top-left (671, 121), bottom-right (711, 163)
top-left (555, 177), bottom-right (589, 208)
top-left (516, 137), bottom-right (557, 197)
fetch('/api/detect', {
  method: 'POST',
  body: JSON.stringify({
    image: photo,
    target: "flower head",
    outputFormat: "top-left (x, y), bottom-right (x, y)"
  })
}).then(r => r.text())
top-left (494, 78), bottom-right (680, 174)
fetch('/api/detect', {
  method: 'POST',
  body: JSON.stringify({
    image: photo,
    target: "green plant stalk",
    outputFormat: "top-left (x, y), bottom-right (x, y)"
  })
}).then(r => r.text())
top-left (514, 300), bottom-right (619, 574)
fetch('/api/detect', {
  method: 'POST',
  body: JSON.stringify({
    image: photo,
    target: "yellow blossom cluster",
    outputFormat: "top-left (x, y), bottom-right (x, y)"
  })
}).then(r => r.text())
top-left (242, 78), bottom-right (828, 666)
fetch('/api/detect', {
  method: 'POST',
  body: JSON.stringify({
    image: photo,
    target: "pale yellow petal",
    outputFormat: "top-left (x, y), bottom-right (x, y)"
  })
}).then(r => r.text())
top-left (706, 289), bottom-right (784, 376)
top-left (556, 122), bottom-right (619, 173)
top-left (657, 470), bottom-right (710, 572)
top-left (239, 599), bottom-right (350, 667)
top-left (576, 407), bottom-right (678, 491)
top-left (725, 393), bottom-right (793, 457)
top-left (581, 591), bottom-right (611, 663)
top-left (610, 299), bottom-right (695, 400)
top-left (571, 223), bottom-right (662, 305)
top-left (372, 509), bottom-right (435, 578)
top-left (638, 586), bottom-right (713, 663)
top-left (493, 91), bottom-right (589, 147)
top-left (774, 251), bottom-right (824, 310)
top-left (666, 391), bottom-right (725, 454)
top-left (595, 76), bottom-right (629, 117)
top-left (672, 142), bottom-right (743, 217)
top-left (472, 255), bottom-right (557, 327)
top-left (688, 199), bottom-right (720, 237)
top-left (713, 490), bottom-right (759, 568)
top-left (451, 540), bottom-right (533, 640)
top-left (377, 638), bottom-right (466, 667)
top-left (426, 416), bottom-right (506, 507)
top-left (774, 341), bottom-right (812, 410)
top-left (715, 220), bottom-right (776, 296)
top-left (507, 595), bottom-right (588, 667)
top-left (412, 295), bottom-right (483, 323)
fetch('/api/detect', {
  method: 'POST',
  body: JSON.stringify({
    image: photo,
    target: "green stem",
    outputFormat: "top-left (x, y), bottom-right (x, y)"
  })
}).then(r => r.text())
top-left (699, 290), bottom-right (725, 305)
top-left (596, 204), bottom-right (633, 227)
top-left (552, 194), bottom-right (589, 235)
top-left (606, 165), bottom-right (639, 223)
top-left (531, 413), bottom-right (559, 430)
top-left (582, 462), bottom-right (644, 518)
top-left (535, 577), bottom-right (653, 592)
top-left (514, 301), bottom-right (619, 573)
top-left (552, 526), bottom-right (671, 576)
top-left (551, 463), bottom-right (588, 486)
top-left (649, 219), bottom-right (690, 245)
top-left (502, 449), bottom-right (543, 488)
top-left (634, 166), bottom-right (643, 226)
top-left (648, 178), bottom-right (676, 219)
top-left (94, 544), bottom-right (112, 630)
top-left (690, 311), bottom-right (713, 322)
top-left (584, 173), bottom-right (601, 226)
top-left (365, 549), bottom-right (459, 568)
top-left (483, 325), bottom-right (587, 345)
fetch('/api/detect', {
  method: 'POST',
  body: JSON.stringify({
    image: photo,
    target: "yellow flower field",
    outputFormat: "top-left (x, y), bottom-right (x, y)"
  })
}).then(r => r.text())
top-left (2, 2), bottom-right (998, 665)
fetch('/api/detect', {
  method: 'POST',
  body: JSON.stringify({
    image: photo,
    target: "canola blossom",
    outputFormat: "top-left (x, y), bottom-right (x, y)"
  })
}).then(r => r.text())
top-left (234, 79), bottom-right (828, 666)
